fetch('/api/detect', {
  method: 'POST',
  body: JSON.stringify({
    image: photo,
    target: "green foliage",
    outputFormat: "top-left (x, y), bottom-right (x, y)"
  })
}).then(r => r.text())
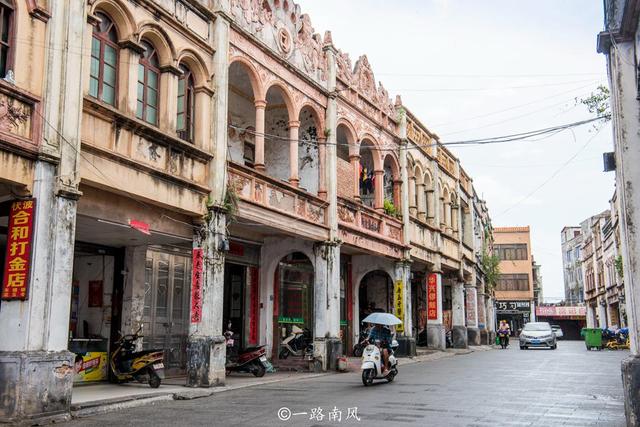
top-left (481, 245), bottom-right (500, 292)
top-left (383, 199), bottom-right (397, 217)
top-left (577, 85), bottom-right (611, 123)
top-left (615, 255), bottom-right (624, 279)
top-left (224, 185), bottom-right (239, 223)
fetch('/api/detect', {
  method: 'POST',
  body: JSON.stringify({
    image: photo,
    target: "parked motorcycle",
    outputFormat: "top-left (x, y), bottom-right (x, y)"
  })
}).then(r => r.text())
top-left (605, 327), bottom-right (630, 350)
top-left (361, 338), bottom-right (399, 386)
top-left (225, 324), bottom-right (269, 377)
top-left (109, 326), bottom-right (164, 388)
top-left (278, 325), bottom-right (313, 359)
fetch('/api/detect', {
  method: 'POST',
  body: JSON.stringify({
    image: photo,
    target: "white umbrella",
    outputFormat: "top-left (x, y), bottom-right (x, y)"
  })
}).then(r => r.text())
top-left (361, 312), bottom-right (402, 326)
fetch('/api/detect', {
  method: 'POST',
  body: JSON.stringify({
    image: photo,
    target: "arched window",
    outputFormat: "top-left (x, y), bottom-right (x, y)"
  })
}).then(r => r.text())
top-left (137, 40), bottom-right (160, 125)
top-left (0, 0), bottom-right (14, 78)
top-left (176, 64), bottom-right (195, 142)
top-left (89, 12), bottom-right (118, 106)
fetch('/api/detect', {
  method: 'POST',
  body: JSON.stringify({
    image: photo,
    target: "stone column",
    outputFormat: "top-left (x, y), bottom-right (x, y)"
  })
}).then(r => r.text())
top-left (598, 298), bottom-right (608, 328)
top-left (120, 246), bottom-right (148, 335)
top-left (427, 190), bottom-right (435, 223)
top-left (318, 136), bottom-right (327, 199)
top-left (417, 183), bottom-right (426, 221)
top-left (393, 179), bottom-right (402, 210)
top-left (0, 0), bottom-right (87, 422)
top-left (465, 284), bottom-right (480, 345)
top-left (350, 154), bottom-right (361, 200)
top-left (393, 261), bottom-right (416, 357)
top-left (187, 209), bottom-right (226, 387)
top-left (254, 100), bottom-right (266, 172)
top-left (408, 177), bottom-right (416, 216)
top-left (374, 169), bottom-right (384, 211)
top-left (451, 281), bottom-right (468, 348)
top-left (288, 120), bottom-right (300, 187)
top-left (445, 202), bottom-right (452, 233)
top-left (586, 303), bottom-right (597, 328)
top-left (312, 242), bottom-right (341, 371)
top-left (159, 65), bottom-right (181, 134)
top-left (194, 88), bottom-right (213, 151)
top-left (477, 282), bottom-right (488, 344)
top-left (426, 270), bottom-right (446, 350)
top-left (452, 205), bottom-right (459, 236)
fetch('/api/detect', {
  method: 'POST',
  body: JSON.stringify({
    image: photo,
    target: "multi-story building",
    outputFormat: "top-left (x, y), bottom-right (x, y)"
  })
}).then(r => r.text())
top-left (561, 226), bottom-right (584, 304)
top-left (532, 256), bottom-right (543, 305)
top-left (0, 0), bottom-right (495, 422)
top-left (494, 226), bottom-right (535, 333)
top-left (597, 1), bottom-right (640, 422)
top-left (581, 211), bottom-right (611, 328)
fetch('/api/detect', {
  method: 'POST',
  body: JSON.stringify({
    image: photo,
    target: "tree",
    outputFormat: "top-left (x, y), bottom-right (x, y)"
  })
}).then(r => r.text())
top-left (481, 244), bottom-right (500, 292)
top-left (577, 85), bottom-right (611, 128)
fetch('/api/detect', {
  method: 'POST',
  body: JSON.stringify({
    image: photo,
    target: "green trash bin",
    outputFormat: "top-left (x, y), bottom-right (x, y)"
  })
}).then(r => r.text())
top-left (584, 328), bottom-right (602, 350)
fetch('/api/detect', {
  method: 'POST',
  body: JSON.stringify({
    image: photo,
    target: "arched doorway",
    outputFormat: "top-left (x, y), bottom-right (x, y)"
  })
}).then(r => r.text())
top-left (274, 252), bottom-right (314, 358)
top-left (358, 270), bottom-right (393, 321)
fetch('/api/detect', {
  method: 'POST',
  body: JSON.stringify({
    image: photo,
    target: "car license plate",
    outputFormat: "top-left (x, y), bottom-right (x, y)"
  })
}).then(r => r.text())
top-left (532, 340), bottom-right (540, 344)
top-left (153, 363), bottom-right (164, 370)
top-left (259, 356), bottom-right (267, 362)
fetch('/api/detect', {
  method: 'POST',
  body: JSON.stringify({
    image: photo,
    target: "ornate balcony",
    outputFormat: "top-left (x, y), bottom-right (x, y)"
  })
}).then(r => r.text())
top-left (228, 161), bottom-right (330, 240)
top-left (337, 196), bottom-right (405, 258)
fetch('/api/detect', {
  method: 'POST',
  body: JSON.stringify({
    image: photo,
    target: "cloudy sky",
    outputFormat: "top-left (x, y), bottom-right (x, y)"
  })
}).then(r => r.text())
top-left (298, 0), bottom-right (613, 302)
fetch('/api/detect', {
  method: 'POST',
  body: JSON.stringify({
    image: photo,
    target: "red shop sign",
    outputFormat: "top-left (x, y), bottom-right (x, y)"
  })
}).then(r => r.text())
top-left (427, 273), bottom-right (438, 320)
top-left (190, 248), bottom-right (204, 323)
top-left (2, 199), bottom-right (36, 300)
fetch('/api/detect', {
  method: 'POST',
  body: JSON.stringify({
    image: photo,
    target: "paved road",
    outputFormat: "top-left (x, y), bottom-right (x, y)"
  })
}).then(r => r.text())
top-left (65, 341), bottom-right (627, 426)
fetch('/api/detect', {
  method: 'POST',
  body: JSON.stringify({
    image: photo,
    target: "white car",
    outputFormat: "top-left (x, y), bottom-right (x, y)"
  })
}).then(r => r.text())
top-left (551, 325), bottom-right (564, 339)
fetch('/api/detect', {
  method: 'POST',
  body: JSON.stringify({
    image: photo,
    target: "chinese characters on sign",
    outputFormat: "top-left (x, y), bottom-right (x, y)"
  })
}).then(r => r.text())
top-left (465, 288), bottom-right (477, 325)
top-left (427, 273), bottom-right (438, 320)
top-left (535, 306), bottom-right (586, 317)
top-left (1, 199), bottom-right (35, 300)
top-left (394, 280), bottom-right (404, 333)
top-left (190, 248), bottom-right (204, 323)
top-left (277, 406), bottom-right (361, 423)
top-left (496, 300), bottom-right (531, 312)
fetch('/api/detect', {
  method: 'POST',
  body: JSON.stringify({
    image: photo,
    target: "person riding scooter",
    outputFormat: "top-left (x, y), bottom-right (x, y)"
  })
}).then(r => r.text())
top-left (368, 324), bottom-right (392, 374)
top-left (498, 320), bottom-right (511, 349)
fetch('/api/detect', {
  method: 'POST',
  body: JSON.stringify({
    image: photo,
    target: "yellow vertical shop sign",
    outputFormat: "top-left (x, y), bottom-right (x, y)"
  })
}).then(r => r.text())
top-left (394, 280), bottom-right (404, 333)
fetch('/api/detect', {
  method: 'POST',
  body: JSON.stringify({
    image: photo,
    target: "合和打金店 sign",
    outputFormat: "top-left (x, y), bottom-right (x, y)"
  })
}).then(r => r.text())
top-left (394, 280), bottom-right (404, 333)
top-left (427, 273), bottom-right (438, 320)
top-left (2, 199), bottom-right (36, 300)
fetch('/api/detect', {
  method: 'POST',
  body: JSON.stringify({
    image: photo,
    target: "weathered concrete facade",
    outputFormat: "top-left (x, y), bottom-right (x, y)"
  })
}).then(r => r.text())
top-left (597, 1), bottom-right (640, 423)
top-left (0, 0), bottom-right (496, 422)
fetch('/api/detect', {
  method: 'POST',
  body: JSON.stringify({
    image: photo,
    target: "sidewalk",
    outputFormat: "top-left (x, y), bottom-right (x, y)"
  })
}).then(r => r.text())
top-left (70, 345), bottom-right (493, 419)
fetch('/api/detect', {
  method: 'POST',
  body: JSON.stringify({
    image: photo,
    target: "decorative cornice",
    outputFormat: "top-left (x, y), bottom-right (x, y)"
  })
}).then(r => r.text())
top-left (27, 0), bottom-right (51, 23)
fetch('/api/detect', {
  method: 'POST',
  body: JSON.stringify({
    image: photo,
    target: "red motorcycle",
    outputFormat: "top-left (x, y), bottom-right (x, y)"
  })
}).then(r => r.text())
top-left (225, 323), bottom-right (269, 377)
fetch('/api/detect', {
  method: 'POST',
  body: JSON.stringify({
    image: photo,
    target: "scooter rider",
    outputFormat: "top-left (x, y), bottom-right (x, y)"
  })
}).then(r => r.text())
top-left (368, 324), bottom-right (392, 374)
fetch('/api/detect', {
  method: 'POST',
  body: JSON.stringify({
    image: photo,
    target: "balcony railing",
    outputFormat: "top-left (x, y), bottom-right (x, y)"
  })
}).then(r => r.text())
top-left (228, 161), bottom-right (328, 227)
top-left (337, 196), bottom-right (403, 245)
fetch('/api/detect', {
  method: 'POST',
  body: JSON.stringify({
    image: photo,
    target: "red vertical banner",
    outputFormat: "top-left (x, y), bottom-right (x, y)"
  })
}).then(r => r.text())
top-left (2, 199), bottom-right (36, 300)
top-left (88, 280), bottom-right (103, 307)
top-left (427, 273), bottom-right (438, 320)
top-left (249, 267), bottom-right (259, 345)
top-left (190, 248), bottom-right (204, 323)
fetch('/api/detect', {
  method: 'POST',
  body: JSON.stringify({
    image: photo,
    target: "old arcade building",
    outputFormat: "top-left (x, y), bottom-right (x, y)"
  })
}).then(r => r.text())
top-left (0, 0), bottom-right (495, 423)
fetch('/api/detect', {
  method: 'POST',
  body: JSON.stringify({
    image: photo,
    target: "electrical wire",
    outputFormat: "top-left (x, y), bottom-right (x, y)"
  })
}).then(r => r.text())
top-left (494, 126), bottom-right (605, 219)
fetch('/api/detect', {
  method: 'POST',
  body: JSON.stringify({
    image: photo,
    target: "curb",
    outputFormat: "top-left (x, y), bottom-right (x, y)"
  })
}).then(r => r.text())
top-left (70, 372), bottom-right (332, 419)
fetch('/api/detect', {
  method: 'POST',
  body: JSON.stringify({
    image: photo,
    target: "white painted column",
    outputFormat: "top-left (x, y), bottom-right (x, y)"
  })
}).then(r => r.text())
top-left (254, 100), bottom-right (266, 172)
top-left (417, 183), bottom-right (426, 221)
top-left (587, 304), bottom-right (597, 328)
top-left (288, 120), bottom-right (300, 186)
